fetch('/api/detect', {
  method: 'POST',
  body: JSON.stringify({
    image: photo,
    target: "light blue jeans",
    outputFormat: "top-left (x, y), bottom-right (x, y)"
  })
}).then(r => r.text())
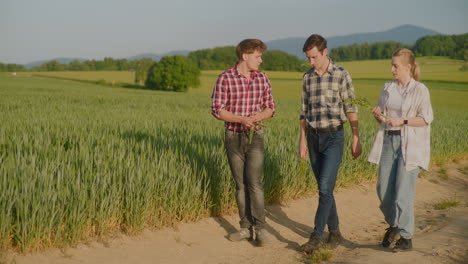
top-left (377, 134), bottom-right (420, 239)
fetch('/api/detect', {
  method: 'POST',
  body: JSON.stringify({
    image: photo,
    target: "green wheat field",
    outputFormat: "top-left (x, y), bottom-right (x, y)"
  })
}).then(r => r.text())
top-left (1, 57), bottom-right (467, 251)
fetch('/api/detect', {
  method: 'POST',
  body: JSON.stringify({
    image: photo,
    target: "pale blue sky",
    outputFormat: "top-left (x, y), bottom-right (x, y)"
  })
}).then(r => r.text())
top-left (1, 0), bottom-right (466, 64)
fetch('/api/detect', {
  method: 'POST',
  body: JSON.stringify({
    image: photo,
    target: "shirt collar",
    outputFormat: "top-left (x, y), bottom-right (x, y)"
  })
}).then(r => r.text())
top-left (385, 78), bottom-right (416, 92)
top-left (312, 57), bottom-right (335, 76)
top-left (326, 58), bottom-right (337, 74)
top-left (234, 65), bottom-right (259, 79)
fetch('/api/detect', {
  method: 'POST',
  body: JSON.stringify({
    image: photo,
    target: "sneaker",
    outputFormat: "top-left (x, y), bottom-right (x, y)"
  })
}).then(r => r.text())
top-left (228, 227), bottom-right (253, 242)
top-left (382, 226), bottom-right (399, 248)
top-left (393, 237), bottom-right (412, 252)
top-left (300, 233), bottom-right (324, 254)
top-left (255, 229), bottom-right (271, 247)
top-left (326, 231), bottom-right (344, 248)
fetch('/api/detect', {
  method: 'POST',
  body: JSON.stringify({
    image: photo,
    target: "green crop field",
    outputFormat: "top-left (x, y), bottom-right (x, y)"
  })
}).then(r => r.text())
top-left (1, 57), bottom-right (467, 251)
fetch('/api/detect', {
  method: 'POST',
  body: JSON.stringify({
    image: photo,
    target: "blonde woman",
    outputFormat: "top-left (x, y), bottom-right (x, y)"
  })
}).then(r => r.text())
top-left (368, 48), bottom-right (433, 252)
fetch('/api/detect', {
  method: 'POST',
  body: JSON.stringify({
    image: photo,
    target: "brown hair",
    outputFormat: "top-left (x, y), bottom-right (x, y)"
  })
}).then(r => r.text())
top-left (302, 34), bottom-right (327, 53)
top-left (236, 39), bottom-right (267, 60)
top-left (393, 48), bottom-right (420, 81)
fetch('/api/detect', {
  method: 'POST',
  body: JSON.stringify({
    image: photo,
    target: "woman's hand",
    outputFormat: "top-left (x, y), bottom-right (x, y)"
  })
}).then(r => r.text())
top-left (386, 117), bottom-right (405, 127)
top-left (371, 106), bottom-right (385, 123)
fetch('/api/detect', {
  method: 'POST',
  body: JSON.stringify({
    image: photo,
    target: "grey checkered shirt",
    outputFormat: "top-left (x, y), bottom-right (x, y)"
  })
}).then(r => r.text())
top-left (300, 60), bottom-right (358, 129)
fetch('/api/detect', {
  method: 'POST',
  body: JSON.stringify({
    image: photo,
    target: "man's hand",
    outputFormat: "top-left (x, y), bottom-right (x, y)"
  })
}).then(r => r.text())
top-left (299, 139), bottom-right (309, 160)
top-left (249, 112), bottom-right (264, 124)
top-left (240, 116), bottom-right (255, 129)
top-left (351, 135), bottom-right (362, 159)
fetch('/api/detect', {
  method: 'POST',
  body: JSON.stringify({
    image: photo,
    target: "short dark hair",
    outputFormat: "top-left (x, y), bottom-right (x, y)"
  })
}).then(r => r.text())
top-left (302, 34), bottom-right (327, 53)
top-left (236, 39), bottom-right (267, 60)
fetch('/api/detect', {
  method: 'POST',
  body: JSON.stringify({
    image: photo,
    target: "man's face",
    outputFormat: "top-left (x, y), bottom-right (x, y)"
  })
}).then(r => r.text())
top-left (305, 47), bottom-right (327, 68)
top-left (243, 50), bottom-right (263, 71)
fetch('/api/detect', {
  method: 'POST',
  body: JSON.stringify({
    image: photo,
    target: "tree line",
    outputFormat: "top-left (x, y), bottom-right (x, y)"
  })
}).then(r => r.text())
top-left (329, 42), bottom-right (412, 61)
top-left (1, 33), bottom-right (465, 74)
top-left (330, 33), bottom-right (467, 61)
top-left (32, 57), bottom-right (150, 72)
top-left (0, 47), bottom-right (308, 73)
top-left (188, 46), bottom-right (308, 72)
top-left (0, 63), bottom-right (25, 72)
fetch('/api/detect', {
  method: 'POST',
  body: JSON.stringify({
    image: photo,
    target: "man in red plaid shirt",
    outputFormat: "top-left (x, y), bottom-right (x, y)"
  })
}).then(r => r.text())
top-left (211, 39), bottom-right (275, 246)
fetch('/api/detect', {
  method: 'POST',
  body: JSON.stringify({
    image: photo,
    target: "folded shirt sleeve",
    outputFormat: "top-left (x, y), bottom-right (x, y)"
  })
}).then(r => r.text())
top-left (341, 71), bottom-right (358, 113)
top-left (417, 84), bottom-right (434, 124)
top-left (211, 75), bottom-right (227, 119)
top-left (262, 77), bottom-right (275, 115)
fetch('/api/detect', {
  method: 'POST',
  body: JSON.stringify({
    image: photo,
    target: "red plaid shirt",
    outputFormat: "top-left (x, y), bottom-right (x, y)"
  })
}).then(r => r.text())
top-left (211, 65), bottom-right (275, 132)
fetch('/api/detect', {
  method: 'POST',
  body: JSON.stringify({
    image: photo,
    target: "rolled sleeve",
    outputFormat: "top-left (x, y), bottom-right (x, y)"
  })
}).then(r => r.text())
top-left (262, 78), bottom-right (276, 115)
top-left (417, 84), bottom-right (434, 124)
top-left (211, 76), bottom-right (227, 119)
top-left (341, 71), bottom-right (358, 113)
top-left (300, 78), bottom-right (307, 120)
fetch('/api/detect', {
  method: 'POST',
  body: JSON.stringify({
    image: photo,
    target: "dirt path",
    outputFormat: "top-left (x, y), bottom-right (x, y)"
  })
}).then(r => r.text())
top-left (5, 161), bottom-right (468, 264)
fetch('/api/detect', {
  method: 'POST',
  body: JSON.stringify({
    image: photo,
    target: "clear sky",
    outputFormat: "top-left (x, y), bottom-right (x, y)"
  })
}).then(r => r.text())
top-left (1, 0), bottom-right (466, 64)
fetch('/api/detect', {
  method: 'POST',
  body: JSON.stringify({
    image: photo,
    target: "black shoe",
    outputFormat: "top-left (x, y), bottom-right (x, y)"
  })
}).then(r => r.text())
top-left (300, 233), bottom-right (324, 254)
top-left (326, 231), bottom-right (344, 248)
top-left (393, 237), bottom-right (413, 252)
top-left (382, 226), bottom-right (399, 248)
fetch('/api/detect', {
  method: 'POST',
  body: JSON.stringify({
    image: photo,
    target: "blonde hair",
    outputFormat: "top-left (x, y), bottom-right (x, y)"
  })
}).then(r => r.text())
top-left (393, 48), bottom-right (420, 81)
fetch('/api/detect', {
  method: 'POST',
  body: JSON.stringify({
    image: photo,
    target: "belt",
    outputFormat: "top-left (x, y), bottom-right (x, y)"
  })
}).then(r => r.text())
top-left (385, 130), bottom-right (401, 136)
top-left (227, 128), bottom-right (263, 134)
top-left (308, 124), bottom-right (343, 135)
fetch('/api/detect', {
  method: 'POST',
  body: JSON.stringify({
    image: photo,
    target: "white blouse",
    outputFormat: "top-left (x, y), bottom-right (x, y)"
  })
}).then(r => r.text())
top-left (368, 79), bottom-right (434, 171)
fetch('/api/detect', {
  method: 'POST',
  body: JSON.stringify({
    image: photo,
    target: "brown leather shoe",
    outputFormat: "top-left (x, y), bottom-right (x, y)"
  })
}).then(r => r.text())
top-left (300, 233), bottom-right (324, 254)
top-left (326, 231), bottom-right (344, 248)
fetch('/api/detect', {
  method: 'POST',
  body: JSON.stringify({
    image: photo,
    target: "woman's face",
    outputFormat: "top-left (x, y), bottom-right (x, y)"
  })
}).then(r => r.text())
top-left (391, 56), bottom-right (411, 81)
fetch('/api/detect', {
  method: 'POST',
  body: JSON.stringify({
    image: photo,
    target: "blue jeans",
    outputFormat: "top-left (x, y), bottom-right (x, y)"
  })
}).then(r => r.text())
top-left (377, 134), bottom-right (420, 239)
top-left (225, 129), bottom-right (266, 229)
top-left (307, 128), bottom-right (344, 238)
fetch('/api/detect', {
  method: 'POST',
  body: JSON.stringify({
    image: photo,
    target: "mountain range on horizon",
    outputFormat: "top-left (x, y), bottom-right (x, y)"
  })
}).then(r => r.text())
top-left (23, 24), bottom-right (441, 68)
top-left (266, 24), bottom-right (440, 59)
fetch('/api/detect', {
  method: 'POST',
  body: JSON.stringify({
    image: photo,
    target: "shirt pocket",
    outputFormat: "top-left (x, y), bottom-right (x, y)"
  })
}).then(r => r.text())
top-left (325, 86), bottom-right (340, 105)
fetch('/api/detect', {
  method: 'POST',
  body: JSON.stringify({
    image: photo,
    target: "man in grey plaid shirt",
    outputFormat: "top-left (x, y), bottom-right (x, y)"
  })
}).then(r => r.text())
top-left (298, 34), bottom-right (362, 254)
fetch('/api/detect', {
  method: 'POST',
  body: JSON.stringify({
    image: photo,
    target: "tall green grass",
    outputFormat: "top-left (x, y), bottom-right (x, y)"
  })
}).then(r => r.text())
top-left (0, 62), bottom-right (467, 251)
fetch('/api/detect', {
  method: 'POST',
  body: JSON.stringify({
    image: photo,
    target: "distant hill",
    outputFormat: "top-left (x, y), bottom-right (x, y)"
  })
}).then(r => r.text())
top-left (22, 25), bottom-right (441, 68)
top-left (266, 24), bottom-right (440, 59)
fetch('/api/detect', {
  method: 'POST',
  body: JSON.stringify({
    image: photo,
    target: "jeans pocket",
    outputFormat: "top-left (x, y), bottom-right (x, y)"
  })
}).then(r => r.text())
top-left (225, 129), bottom-right (235, 138)
top-left (251, 129), bottom-right (265, 150)
top-left (255, 129), bottom-right (264, 137)
top-left (328, 129), bottom-right (344, 140)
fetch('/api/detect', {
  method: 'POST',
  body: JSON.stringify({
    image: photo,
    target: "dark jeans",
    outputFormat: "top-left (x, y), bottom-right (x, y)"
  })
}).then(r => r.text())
top-left (225, 128), bottom-right (266, 229)
top-left (307, 128), bottom-right (344, 238)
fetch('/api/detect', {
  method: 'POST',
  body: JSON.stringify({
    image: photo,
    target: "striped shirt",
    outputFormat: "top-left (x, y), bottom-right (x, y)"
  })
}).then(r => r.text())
top-left (211, 65), bottom-right (275, 132)
top-left (300, 60), bottom-right (357, 129)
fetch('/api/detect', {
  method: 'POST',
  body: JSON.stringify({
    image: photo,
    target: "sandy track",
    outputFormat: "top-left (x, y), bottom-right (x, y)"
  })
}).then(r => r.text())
top-left (5, 161), bottom-right (468, 264)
